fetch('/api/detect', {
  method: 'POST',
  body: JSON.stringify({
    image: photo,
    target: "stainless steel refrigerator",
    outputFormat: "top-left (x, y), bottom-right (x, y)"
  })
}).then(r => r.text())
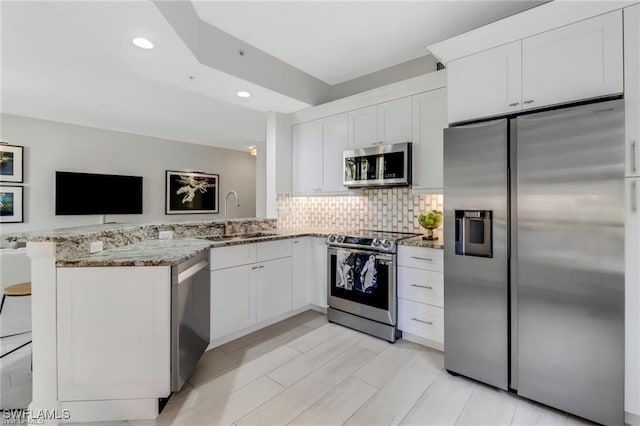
top-left (443, 98), bottom-right (625, 426)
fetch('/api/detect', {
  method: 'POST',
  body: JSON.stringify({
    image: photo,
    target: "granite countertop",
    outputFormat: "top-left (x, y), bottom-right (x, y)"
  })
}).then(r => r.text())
top-left (56, 228), bottom-right (344, 267)
top-left (57, 238), bottom-right (214, 267)
top-left (398, 235), bottom-right (444, 250)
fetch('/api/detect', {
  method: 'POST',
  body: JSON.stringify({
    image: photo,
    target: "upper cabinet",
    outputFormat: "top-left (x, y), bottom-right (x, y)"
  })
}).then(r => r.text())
top-left (348, 98), bottom-right (413, 148)
top-left (348, 105), bottom-right (379, 148)
top-left (625, 4), bottom-right (640, 178)
top-left (412, 88), bottom-right (447, 192)
top-left (521, 11), bottom-right (623, 110)
top-left (447, 10), bottom-right (623, 124)
top-left (377, 97), bottom-right (413, 144)
top-left (447, 41), bottom-right (522, 124)
top-left (292, 113), bottom-right (349, 195)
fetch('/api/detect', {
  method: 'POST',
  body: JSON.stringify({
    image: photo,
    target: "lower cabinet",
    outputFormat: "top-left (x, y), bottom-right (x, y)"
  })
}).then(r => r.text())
top-left (291, 237), bottom-right (311, 310)
top-left (210, 264), bottom-right (256, 340)
top-left (210, 239), bottom-right (297, 345)
top-left (57, 267), bottom-right (171, 400)
top-left (397, 246), bottom-right (444, 351)
top-left (256, 258), bottom-right (293, 322)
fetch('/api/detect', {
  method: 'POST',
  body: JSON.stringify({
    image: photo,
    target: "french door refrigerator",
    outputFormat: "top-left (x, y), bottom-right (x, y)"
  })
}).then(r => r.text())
top-left (443, 98), bottom-right (625, 426)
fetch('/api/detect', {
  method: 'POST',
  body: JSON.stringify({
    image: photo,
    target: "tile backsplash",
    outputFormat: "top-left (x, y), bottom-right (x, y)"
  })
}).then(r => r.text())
top-left (277, 188), bottom-right (444, 238)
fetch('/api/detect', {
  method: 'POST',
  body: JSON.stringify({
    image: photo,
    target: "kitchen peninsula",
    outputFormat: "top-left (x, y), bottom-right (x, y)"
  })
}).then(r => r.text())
top-left (4, 218), bottom-right (442, 423)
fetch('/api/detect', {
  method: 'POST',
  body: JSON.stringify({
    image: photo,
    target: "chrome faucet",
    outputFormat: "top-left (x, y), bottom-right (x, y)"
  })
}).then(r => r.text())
top-left (224, 191), bottom-right (240, 235)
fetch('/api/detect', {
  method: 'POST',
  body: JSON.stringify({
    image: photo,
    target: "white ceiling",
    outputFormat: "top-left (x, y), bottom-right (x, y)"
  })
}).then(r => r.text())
top-left (1, 1), bottom-right (547, 151)
top-left (192, 1), bottom-right (546, 85)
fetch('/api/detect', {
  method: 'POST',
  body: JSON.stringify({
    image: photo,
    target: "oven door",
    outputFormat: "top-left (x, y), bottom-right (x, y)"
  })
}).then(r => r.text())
top-left (327, 247), bottom-right (396, 326)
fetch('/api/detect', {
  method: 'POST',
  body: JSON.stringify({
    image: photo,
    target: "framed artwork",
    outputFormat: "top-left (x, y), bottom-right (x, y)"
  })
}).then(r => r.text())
top-left (0, 186), bottom-right (24, 223)
top-left (165, 170), bottom-right (219, 215)
top-left (0, 144), bottom-right (24, 183)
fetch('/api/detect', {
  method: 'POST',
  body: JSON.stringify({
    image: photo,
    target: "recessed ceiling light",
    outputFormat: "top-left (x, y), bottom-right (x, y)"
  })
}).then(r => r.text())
top-left (132, 37), bottom-right (154, 50)
top-left (237, 91), bottom-right (251, 98)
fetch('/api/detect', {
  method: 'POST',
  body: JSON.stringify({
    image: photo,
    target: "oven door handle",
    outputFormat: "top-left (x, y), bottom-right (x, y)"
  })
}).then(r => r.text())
top-left (327, 246), bottom-right (394, 262)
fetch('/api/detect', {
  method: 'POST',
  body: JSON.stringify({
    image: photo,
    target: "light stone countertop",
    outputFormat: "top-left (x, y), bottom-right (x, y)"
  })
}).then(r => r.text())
top-left (397, 235), bottom-right (444, 250)
top-left (55, 228), bottom-right (349, 267)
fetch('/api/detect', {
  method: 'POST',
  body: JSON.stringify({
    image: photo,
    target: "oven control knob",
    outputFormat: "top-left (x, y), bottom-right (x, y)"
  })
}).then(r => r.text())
top-left (381, 239), bottom-right (392, 249)
top-left (337, 236), bottom-right (345, 243)
top-left (372, 239), bottom-right (381, 247)
top-left (328, 235), bottom-right (336, 242)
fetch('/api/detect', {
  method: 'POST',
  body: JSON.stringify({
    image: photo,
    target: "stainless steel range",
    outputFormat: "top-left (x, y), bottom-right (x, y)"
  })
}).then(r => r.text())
top-left (326, 231), bottom-right (419, 342)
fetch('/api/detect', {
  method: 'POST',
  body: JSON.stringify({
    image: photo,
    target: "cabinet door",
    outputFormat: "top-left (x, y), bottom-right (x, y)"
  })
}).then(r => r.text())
top-left (292, 120), bottom-right (323, 195)
top-left (447, 41), bottom-right (521, 123)
top-left (256, 257), bottom-right (293, 322)
top-left (310, 237), bottom-right (328, 308)
top-left (412, 88), bottom-right (447, 192)
top-left (522, 10), bottom-right (623, 110)
top-left (378, 97), bottom-right (412, 143)
top-left (348, 105), bottom-right (379, 148)
top-left (321, 113), bottom-right (349, 193)
top-left (626, 178), bottom-right (640, 416)
top-left (57, 267), bottom-right (171, 400)
top-left (291, 238), bottom-right (311, 310)
top-left (210, 264), bottom-right (256, 340)
top-left (625, 4), bottom-right (640, 178)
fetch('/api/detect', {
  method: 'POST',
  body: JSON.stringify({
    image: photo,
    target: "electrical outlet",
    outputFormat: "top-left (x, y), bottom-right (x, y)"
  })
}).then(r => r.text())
top-left (90, 241), bottom-right (104, 253)
top-left (159, 231), bottom-right (173, 240)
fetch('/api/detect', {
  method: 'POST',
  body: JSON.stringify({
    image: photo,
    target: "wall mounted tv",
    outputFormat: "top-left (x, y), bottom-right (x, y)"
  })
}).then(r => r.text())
top-left (55, 171), bottom-right (143, 215)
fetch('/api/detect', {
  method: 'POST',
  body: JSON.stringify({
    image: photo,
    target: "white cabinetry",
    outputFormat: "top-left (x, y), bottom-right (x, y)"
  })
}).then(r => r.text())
top-left (626, 177), bottom-right (640, 417)
top-left (256, 257), bottom-right (292, 322)
top-left (292, 114), bottom-right (348, 195)
top-left (625, 4), bottom-right (640, 178)
top-left (322, 114), bottom-right (349, 193)
top-left (521, 11), bottom-right (623, 110)
top-left (397, 246), bottom-right (444, 351)
top-left (412, 88), bottom-right (447, 192)
top-left (377, 97), bottom-right (413, 143)
top-left (310, 237), bottom-right (328, 308)
top-left (447, 11), bottom-right (623, 124)
top-left (209, 240), bottom-right (295, 345)
top-left (292, 237), bottom-right (311, 310)
top-left (210, 264), bottom-right (256, 340)
top-left (447, 41), bottom-right (522, 123)
top-left (348, 105), bottom-right (379, 148)
top-left (57, 267), bottom-right (170, 400)
top-left (292, 120), bottom-right (323, 194)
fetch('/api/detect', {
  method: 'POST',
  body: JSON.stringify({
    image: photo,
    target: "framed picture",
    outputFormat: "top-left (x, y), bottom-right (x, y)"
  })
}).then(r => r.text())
top-left (165, 170), bottom-right (219, 215)
top-left (0, 186), bottom-right (24, 223)
top-left (0, 144), bottom-right (24, 183)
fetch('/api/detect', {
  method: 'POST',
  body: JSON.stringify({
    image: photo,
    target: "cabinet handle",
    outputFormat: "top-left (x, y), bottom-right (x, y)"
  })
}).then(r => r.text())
top-left (293, 241), bottom-right (299, 244)
top-left (259, 265), bottom-right (264, 269)
top-left (632, 141), bottom-right (637, 173)
top-left (523, 100), bottom-right (535, 105)
top-left (412, 317), bottom-right (433, 325)
top-left (508, 102), bottom-right (519, 107)
top-left (411, 256), bottom-right (433, 262)
top-left (252, 266), bottom-right (259, 270)
top-left (632, 181), bottom-right (638, 213)
top-left (411, 284), bottom-right (433, 290)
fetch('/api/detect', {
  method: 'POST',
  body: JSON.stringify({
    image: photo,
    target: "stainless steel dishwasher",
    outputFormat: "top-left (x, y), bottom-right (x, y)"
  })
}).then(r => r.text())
top-left (171, 251), bottom-right (210, 391)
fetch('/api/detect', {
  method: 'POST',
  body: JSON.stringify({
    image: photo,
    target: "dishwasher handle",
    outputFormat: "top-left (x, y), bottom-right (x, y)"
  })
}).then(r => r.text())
top-left (177, 260), bottom-right (208, 283)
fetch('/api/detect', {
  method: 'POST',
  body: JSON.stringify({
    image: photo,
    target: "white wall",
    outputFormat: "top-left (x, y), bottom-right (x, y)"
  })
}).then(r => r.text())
top-left (0, 114), bottom-right (256, 233)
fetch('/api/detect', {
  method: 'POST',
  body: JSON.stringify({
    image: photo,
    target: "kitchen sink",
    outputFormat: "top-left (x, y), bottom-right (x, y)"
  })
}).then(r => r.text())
top-left (207, 232), bottom-right (278, 241)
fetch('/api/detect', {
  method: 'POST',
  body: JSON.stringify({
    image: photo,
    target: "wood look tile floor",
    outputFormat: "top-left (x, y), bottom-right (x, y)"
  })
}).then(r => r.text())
top-left (76, 311), bottom-right (595, 426)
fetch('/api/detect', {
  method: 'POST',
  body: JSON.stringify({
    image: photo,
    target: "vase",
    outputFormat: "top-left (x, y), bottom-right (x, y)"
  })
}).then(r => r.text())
top-left (423, 228), bottom-right (435, 241)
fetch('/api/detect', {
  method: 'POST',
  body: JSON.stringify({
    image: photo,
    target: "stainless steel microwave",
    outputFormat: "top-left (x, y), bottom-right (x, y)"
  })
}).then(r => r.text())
top-left (343, 142), bottom-right (412, 188)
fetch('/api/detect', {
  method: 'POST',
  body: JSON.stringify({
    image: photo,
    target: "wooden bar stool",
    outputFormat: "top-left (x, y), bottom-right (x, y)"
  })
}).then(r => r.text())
top-left (0, 281), bottom-right (32, 353)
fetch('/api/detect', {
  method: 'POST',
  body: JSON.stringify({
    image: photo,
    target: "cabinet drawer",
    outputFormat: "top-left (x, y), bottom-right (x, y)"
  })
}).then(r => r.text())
top-left (398, 246), bottom-right (443, 271)
top-left (398, 299), bottom-right (444, 343)
top-left (257, 239), bottom-right (292, 262)
top-left (210, 244), bottom-right (257, 270)
top-left (398, 266), bottom-right (443, 307)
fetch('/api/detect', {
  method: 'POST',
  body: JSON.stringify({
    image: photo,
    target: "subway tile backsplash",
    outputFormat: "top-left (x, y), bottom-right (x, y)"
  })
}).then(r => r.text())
top-left (277, 188), bottom-right (443, 238)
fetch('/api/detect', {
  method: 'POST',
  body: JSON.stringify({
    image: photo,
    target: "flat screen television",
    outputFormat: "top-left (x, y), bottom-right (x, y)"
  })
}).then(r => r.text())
top-left (55, 171), bottom-right (143, 215)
